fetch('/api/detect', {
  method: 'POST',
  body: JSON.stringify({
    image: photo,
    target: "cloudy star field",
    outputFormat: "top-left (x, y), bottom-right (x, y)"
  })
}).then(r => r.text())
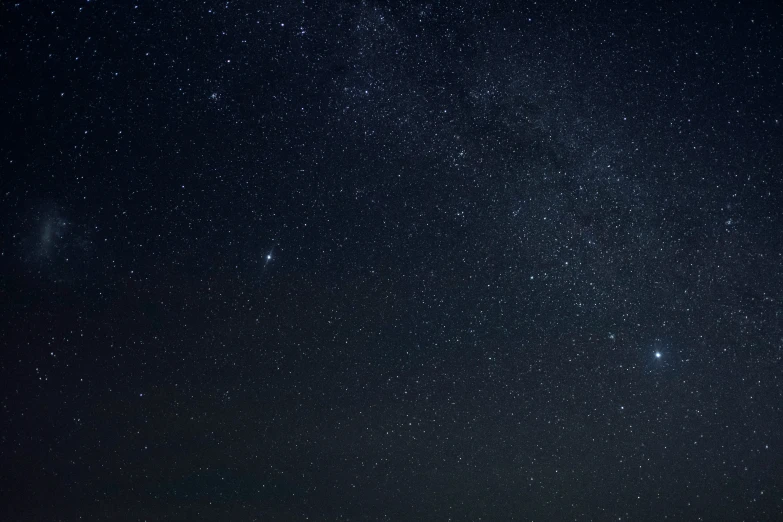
top-left (0, 1), bottom-right (781, 520)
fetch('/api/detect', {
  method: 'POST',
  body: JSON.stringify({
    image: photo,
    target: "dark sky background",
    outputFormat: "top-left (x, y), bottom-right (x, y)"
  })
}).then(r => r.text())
top-left (1, 1), bottom-right (782, 520)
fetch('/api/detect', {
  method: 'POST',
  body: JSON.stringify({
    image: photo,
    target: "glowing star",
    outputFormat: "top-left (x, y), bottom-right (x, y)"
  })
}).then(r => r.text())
top-left (655, 352), bottom-right (662, 359)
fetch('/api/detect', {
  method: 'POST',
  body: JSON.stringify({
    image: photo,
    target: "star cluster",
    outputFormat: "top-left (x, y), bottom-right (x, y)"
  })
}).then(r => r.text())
top-left (1, 1), bottom-right (781, 520)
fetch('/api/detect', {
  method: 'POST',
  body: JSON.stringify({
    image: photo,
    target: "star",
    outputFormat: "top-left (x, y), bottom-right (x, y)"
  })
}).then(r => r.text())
top-left (655, 352), bottom-right (662, 359)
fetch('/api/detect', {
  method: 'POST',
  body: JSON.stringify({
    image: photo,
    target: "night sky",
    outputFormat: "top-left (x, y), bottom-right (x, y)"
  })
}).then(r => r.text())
top-left (1, 1), bottom-right (782, 520)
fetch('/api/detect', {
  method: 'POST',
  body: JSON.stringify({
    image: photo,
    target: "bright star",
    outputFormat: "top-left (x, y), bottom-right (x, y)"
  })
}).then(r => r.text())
top-left (655, 352), bottom-right (662, 358)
